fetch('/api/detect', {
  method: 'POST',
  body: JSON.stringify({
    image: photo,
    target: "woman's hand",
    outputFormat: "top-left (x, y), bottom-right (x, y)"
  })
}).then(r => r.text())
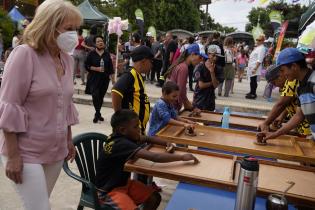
top-left (66, 142), bottom-right (76, 163)
top-left (6, 154), bottom-right (23, 184)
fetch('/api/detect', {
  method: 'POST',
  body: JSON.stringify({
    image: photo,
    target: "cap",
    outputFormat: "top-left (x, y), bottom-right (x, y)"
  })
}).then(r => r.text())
top-left (276, 48), bottom-right (305, 67)
top-left (187, 43), bottom-right (200, 55)
top-left (199, 53), bottom-right (208, 60)
top-left (146, 32), bottom-right (152, 37)
top-left (130, 45), bottom-right (154, 62)
top-left (265, 65), bottom-right (280, 82)
top-left (207, 45), bottom-right (224, 57)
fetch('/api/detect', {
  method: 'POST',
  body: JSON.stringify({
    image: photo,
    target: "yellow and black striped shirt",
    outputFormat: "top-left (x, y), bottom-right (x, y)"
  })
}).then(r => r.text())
top-left (112, 68), bottom-right (150, 134)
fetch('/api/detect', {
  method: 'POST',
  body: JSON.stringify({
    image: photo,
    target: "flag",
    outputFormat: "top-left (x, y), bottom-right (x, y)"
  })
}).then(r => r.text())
top-left (269, 10), bottom-right (282, 32)
top-left (147, 26), bottom-right (157, 40)
top-left (273, 20), bottom-right (289, 61)
top-left (135, 8), bottom-right (144, 39)
top-left (252, 24), bottom-right (264, 40)
top-left (259, 0), bottom-right (269, 5)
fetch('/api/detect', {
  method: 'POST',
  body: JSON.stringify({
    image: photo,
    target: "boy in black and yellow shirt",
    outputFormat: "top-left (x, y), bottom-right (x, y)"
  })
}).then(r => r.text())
top-left (112, 46), bottom-right (153, 134)
top-left (95, 110), bottom-right (199, 210)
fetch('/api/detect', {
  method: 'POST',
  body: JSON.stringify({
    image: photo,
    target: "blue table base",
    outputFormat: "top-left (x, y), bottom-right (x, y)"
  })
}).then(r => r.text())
top-left (166, 182), bottom-right (295, 210)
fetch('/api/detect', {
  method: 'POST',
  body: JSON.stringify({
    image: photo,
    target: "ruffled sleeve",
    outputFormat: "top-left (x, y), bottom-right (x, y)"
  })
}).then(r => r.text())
top-left (0, 102), bottom-right (28, 133)
top-left (0, 45), bottom-right (33, 133)
top-left (67, 102), bottom-right (79, 126)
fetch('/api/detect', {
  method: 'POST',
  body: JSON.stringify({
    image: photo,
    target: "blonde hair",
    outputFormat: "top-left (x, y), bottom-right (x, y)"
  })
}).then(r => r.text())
top-left (23, 0), bottom-right (82, 53)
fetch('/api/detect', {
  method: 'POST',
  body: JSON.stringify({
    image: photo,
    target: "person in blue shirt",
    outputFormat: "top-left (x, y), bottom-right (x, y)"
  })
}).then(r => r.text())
top-left (148, 81), bottom-right (195, 136)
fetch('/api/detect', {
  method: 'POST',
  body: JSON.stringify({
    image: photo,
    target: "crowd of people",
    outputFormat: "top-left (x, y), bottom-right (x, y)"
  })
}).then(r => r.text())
top-left (0, 0), bottom-right (314, 210)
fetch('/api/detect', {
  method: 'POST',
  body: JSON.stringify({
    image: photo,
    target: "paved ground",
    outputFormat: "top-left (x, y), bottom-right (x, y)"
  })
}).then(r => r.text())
top-left (73, 77), bottom-right (279, 115)
top-left (0, 104), bottom-right (176, 210)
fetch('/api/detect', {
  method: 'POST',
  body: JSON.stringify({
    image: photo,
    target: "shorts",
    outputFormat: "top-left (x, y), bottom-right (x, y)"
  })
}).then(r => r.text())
top-left (98, 180), bottom-right (156, 210)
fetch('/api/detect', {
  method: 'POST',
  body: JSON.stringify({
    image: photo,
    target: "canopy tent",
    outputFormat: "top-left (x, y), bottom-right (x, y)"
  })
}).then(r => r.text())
top-left (8, 6), bottom-right (25, 22)
top-left (77, 0), bottom-right (109, 24)
top-left (226, 32), bottom-right (255, 47)
top-left (299, 2), bottom-right (315, 34)
top-left (168, 29), bottom-right (194, 39)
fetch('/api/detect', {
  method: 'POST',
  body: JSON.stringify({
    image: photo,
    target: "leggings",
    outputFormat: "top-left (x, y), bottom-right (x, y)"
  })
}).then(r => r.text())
top-left (1, 156), bottom-right (63, 210)
top-left (92, 80), bottom-right (110, 117)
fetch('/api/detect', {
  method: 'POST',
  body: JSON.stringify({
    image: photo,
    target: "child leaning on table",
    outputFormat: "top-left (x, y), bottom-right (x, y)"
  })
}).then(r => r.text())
top-left (148, 81), bottom-right (196, 136)
top-left (95, 109), bottom-right (199, 210)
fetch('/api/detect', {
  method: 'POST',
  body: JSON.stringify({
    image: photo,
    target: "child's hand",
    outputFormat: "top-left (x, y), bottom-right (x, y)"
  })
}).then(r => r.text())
top-left (166, 143), bottom-right (176, 153)
top-left (181, 154), bottom-right (199, 164)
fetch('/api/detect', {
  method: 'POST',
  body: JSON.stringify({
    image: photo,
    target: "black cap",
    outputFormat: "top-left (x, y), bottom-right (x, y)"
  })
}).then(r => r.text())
top-left (130, 45), bottom-right (154, 62)
top-left (265, 65), bottom-right (280, 82)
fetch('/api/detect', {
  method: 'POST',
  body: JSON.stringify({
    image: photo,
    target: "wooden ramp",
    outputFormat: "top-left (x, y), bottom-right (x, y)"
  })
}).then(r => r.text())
top-left (125, 146), bottom-right (315, 205)
top-left (156, 124), bottom-right (315, 164)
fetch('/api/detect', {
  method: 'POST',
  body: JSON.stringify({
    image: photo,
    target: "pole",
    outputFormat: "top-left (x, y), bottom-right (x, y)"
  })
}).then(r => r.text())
top-left (115, 35), bottom-right (119, 82)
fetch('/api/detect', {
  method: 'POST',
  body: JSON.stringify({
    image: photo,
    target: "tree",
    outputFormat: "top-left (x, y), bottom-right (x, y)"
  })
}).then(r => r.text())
top-left (245, 1), bottom-right (307, 37)
top-left (0, 8), bottom-right (15, 49)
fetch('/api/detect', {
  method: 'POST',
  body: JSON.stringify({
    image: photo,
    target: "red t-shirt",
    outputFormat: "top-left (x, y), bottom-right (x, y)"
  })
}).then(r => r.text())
top-left (75, 36), bottom-right (85, 50)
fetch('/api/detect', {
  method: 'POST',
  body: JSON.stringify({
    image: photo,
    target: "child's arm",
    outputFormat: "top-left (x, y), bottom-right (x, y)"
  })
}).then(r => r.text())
top-left (135, 148), bottom-right (199, 164)
top-left (140, 136), bottom-right (176, 153)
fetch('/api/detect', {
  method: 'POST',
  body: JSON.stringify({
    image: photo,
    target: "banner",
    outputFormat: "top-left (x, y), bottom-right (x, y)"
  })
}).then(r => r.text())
top-left (269, 10), bottom-right (282, 32)
top-left (147, 26), bottom-right (157, 40)
top-left (135, 8), bottom-right (144, 39)
top-left (273, 20), bottom-right (289, 61)
top-left (252, 24), bottom-right (264, 40)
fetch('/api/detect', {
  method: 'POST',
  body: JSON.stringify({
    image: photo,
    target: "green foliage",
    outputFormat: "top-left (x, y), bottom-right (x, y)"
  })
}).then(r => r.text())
top-left (0, 8), bottom-right (15, 50)
top-left (246, 1), bottom-right (307, 37)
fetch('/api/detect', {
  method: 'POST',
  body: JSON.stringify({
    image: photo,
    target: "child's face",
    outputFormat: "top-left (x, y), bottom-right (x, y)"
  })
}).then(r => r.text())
top-left (163, 91), bottom-right (179, 105)
top-left (121, 118), bottom-right (141, 141)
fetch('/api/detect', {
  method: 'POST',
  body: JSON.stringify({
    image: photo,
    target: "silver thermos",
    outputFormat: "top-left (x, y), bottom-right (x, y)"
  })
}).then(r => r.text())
top-left (234, 156), bottom-right (259, 210)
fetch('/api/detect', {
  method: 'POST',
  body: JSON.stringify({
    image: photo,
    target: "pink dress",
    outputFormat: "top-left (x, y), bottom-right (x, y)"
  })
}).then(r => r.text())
top-left (0, 44), bottom-right (79, 164)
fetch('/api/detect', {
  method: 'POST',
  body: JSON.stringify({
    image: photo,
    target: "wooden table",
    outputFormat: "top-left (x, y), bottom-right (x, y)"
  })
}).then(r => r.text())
top-left (156, 124), bottom-right (315, 164)
top-left (125, 145), bottom-right (315, 205)
top-left (180, 110), bottom-right (265, 131)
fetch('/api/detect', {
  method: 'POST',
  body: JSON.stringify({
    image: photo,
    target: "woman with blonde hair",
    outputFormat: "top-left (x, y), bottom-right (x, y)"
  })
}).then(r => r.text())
top-left (0, 0), bottom-right (82, 209)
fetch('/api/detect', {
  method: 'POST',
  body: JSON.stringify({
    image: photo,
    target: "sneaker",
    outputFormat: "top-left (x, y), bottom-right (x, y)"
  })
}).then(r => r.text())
top-left (245, 94), bottom-right (256, 99)
top-left (99, 116), bottom-right (104, 121)
top-left (93, 117), bottom-right (98, 123)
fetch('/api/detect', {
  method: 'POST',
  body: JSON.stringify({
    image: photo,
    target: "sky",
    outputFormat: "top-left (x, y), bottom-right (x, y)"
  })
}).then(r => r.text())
top-left (203, 0), bottom-right (312, 31)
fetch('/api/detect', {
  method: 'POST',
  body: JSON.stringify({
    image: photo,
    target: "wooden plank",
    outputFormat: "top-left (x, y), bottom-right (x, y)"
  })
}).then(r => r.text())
top-left (156, 124), bottom-right (315, 164)
top-left (179, 111), bottom-right (299, 136)
top-left (125, 146), bottom-right (315, 205)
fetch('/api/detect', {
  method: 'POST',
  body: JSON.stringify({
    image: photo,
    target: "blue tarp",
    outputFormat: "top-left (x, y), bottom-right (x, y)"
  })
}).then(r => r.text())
top-left (8, 6), bottom-right (25, 23)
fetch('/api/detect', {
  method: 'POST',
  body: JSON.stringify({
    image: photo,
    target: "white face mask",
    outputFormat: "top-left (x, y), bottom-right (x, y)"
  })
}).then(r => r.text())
top-left (56, 31), bottom-right (78, 53)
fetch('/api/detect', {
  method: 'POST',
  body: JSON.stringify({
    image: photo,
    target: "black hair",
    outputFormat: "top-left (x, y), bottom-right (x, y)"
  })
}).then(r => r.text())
top-left (132, 33), bottom-right (141, 43)
top-left (78, 28), bottom-right (83, 35)
top-left (111, 110), bottom-right (139, 131)
top-left (162, 81), bottom-right (179, 95)
top-left (13, 30), bottom-right (20, 36)
top-left (213, 32), bottom-right (220, 39)
top-left (188, 36), bottom-right (195, 44)
top-left (164, 50), bottom-right (190, 78)
top-left (93, 35), bottom-right (104, 44)
top-left (90, 25), bottom-right (97, 35)
top-left (283, 59), bottom-right (307, 70)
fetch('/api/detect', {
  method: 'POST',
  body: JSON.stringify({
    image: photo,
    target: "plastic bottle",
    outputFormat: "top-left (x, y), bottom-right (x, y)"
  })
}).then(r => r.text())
top-left (221, 107), bottom-right (230, 129)
top-left (100, 58), bottom-right (104, 72)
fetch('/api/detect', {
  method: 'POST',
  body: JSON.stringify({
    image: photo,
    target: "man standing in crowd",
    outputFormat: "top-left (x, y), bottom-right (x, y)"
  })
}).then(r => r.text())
top-left (129, 33), bottom-right (142, 68)
top-left (158, 32), bottom-right (177, 86)
top-left (259, 48), bottom-right (315, 140)
top-left (246, 35), bottom-right (266, 99)
top-left (151, 35), bottom-right (163, 83)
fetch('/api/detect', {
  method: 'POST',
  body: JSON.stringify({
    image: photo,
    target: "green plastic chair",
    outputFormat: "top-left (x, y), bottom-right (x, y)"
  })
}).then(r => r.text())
top-left (63, 132), bottom-right (114, 210)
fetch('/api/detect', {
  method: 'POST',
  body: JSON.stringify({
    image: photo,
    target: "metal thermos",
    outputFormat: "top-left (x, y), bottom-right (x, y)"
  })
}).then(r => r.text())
top-left (234, 156), bottom-right (259, 210)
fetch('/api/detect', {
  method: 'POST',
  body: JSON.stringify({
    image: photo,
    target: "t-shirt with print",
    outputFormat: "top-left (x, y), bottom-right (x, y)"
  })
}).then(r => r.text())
top-left (112, 68), bottom-right (150, 134)
top-left (297, 70), bottom-right (315, 139)
top-left (280, 80), bottom-right (311, 136)
top-left (148, 98), bottom-right (177, 136)
top-left (95, 134), bottom-right (142, 191)
top-left (193, 63), bottom-right (216, 111)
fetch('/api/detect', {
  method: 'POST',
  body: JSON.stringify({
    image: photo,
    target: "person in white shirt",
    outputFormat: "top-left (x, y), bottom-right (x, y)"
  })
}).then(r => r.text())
top-left (246, 35), bottom-right (266, 99)
top-left (12, 30), bottom-right (21, 48)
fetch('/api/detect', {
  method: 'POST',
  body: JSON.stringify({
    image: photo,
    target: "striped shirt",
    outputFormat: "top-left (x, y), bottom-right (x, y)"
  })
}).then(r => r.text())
top-left (112, 68), bottom-right (150, 134)
top-left (297, 70), bottom-right (315, 139)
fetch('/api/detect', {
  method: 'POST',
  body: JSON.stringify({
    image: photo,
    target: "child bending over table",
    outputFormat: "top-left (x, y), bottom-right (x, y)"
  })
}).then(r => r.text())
top-left (95, 109), bottom-right (199, 210)
top-left (148, 81), bottom-right (196, 136)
